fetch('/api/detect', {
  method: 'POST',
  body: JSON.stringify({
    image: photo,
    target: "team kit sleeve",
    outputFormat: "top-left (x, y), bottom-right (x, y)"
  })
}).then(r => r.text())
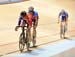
top-left (66, 12), bottom-right (68, 17)
top-left (59, 12), bottom-right (61, 17)
top-left (18, 17), bottom-right (22, 26)
top-left (34, 12), bottom-right (38, 16)
top-left (34, 12), bottom-right (39, 19)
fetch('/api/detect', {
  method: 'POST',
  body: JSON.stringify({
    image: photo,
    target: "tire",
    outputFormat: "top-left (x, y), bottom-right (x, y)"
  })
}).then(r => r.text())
top-left (19, 33), bottom-right (25, 53)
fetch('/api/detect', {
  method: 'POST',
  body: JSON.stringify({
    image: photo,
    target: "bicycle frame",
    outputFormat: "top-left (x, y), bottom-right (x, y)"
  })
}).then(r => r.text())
top-left (19, 26), bottom-right (30, 52)
top-left (19, 26), bottom-right (27, 52)
top-left (21, 26), bottom-right (26, 40)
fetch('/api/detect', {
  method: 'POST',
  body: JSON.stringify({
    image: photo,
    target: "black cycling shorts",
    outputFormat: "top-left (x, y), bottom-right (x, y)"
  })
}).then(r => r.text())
top-left (32, 19), bottom-right (36, 25)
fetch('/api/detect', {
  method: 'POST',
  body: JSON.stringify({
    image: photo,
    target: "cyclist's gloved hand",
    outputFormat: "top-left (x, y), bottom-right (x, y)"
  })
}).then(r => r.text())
top-left (15, 26), bottom-right (19, 31)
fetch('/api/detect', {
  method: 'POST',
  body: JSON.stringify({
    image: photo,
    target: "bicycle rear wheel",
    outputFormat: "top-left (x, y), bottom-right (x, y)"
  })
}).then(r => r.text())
top-left (19, 33), bottom-right (25, 53)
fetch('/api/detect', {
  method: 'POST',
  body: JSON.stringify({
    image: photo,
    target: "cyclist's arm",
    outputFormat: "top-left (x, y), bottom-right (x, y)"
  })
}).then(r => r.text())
top-left (15, 17), bottom-right (22, 31)
top-left (18, 17), bottom-right (23, 26)
top-left (58, 15), bottom-right (61, 23)
top-left (58, 16), bottom-right (60, 23)
top-left (35, 16), bottom-right (38, 26)
top-left (58, 12), bottom-right (61, 23)
top-left (66, 17), bottom-right (68, 25)
top-left (66, 13), bottom-right (68, 25)
top-left (34, 12), bottom-right (39, 26)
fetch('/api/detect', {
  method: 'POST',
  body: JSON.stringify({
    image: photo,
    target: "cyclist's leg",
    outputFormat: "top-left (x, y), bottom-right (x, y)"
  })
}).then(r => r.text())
top-left (64, 23), bottom-right (67, 32)
top-left (63, 22), bottom-right (65, 38)
top-left (33, 25), bottom-right (37, 38)
top-left (28, 29), bottom-right (32, 43)
top-left (32, 20), bottom-right (37, 38)
top-left (64, 22), bottom-right (67, 38)
top-left (60, 22), bottom-right (63, 38)
top-left (26, 29), bottom-right (31, 43)
top-left (32, 20), bottom-right (37, 47)
top-left (32, 25), bottom-right (37, 47)
top-left (26, 29), bottom-right (31, 51)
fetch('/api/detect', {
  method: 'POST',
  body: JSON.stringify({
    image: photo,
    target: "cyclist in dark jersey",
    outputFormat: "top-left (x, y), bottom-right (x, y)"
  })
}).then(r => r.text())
top-left (58, 9), bottom-right (68, 38)
top-left (15, 11), bottom-right (32, 44)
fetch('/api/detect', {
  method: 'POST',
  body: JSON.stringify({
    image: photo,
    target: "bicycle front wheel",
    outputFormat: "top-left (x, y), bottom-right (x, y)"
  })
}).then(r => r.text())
top-left (19, 33), bottom-right (25, 53)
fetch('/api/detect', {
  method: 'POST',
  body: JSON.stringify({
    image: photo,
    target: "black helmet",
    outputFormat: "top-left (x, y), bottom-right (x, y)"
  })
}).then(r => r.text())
top-left (20, 11), bottom-right (27, 16)
top-left (28, 6), bottom-right (34, 12)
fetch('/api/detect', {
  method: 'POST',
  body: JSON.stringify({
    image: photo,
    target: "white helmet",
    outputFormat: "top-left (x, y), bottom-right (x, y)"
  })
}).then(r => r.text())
top-left (61, 9), bottom-right (65, 13)
top-left (28, 6), bottom-right (34, 12)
